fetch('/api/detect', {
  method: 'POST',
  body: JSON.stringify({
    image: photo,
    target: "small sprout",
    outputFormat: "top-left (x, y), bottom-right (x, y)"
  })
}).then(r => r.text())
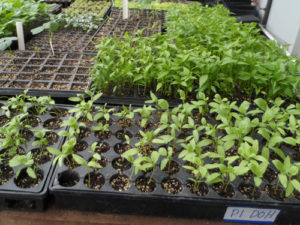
top-left (159, 146), bottom-right (173, 174)
top-left (69, 91), bottom-right (102, 122)
top-left (9, 152), bottom-right (37, 179)
top-left (32, 129), bottom-right (50, 151)
top-left (73, 143), bottom-right (102, 188)
top-left (47, 137), bottom-right (77, 167)
top-left (91, 122), bottom-right (109, 134)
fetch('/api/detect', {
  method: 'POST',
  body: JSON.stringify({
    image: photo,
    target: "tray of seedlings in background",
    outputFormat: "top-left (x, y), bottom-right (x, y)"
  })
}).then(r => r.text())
top-left (48, 4), bottom-right (63, 14)
top-left (26, 28), bottom-right (98, 53)
top-left (0, 91), bottom-right (71, 211)
top-left (63, 0), bottom-right (112, 19)
top-left (38, 0), bottom-right (74, 7)
top-left (83, 8), bottom-right (166, 52)
top-left (26, 0), bottom-right (112, 53)
top-left (49, 91), bottom-right (300, 223)
top-left (0, 51), bottom-right (95, 97)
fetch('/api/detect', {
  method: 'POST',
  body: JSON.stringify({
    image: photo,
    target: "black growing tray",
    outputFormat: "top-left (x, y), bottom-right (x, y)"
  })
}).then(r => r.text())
top-left (25, 28), bottom-right (99, 53)
top-left (95, 92), bottom-right (182, 107)
top-left (25, 5), bottom-right (112, 53)
top-left (0, 51), bottom-right (95, 98)
top-left (48, 4), bottom-right (62, 14)
top-left (49, 106), bottom-right (300, 224)
top-left (38, 0), bottom-right (74, 7)
top-left (0, 102), bottom-right (71, 211)
top-left (83, 8), bottom-right (166, 52)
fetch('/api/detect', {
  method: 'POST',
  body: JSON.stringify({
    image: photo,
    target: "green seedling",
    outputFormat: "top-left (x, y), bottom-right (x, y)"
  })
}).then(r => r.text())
top-left (91, 122), bottom-right (109, 135)
top-left (133, 105), bottom-right (155, 128)
top-left (273, 157), bottom-right (300, 197)
top-left (47, 137), bottom-right (77, 166)
top-left (69, 91), bottom-right (102, 122)
top-left (114, 105), bottom-right (134, 126)
top-left (32, 129), bottom-right (50, 151)
top-left (158, 146), bottom-right (173, 174)
top-left (72, 143), bottom-right (102, 188)
top-left (94, 103), bottom-right (114, 122)
top-left (9, 152), bottom-right (37, 179)
top-left (59, 116), bottom-right (86, 138)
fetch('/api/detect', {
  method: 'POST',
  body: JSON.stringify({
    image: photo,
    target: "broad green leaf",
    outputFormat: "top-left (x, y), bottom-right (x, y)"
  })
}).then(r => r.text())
top-left (27, 167), bottom-right (37, 179)
top-left (72, 154), bottom-right (87, 166)
top-left (278, 174), bottom-right (287, 188)
top-left (47, 147), bottom-right (61, 155)
top-left (254, 98), bottom-right (268, 111)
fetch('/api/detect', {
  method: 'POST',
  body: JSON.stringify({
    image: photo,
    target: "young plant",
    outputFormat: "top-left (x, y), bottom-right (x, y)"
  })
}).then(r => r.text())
top-left (91, 122), bottom-right (109, 135)
top-left (272, 157), bottom-right (300, 197)
top-left (251, 98), bottom-right (289, 137)
top-left (133, 105), bottom-right (155, 128)
top-left (47, 137), bottom-right (77, 166)
top-left (114, 105), bottom-right (134, 126)
top-left (69, 91), bottom-right (102, 122)
top-left (1, 89), bottom-right (29, 118)
top-left (32, 129), bottom-right (50, 151)
top-left (179, 129), bottom-right (212, 160)
top-left (191, 92), bottom-right (209, 119)
top-left (145, 92), bottom-right (169, 113)
top-left (59, 116), bottom-right (86, 139)
top-left (250, 160), bottom-right (269, 196)
top-left (72, 143), bottom-right (102, 188)
top-left (209, 94), bottom-right (236, 128)
top-left (136, 129), bottom-right (161, 155)
top-left (224, 116), bottom-right (259, 147)
top-left (207, 145), bottom-right (249, 192)
top-left (122, 148), bottom-right (160, 184)
top-left (158, 146), bottom-right (173, 174)
top-left (183, 152), bottom-right (216, 193)
top-left (9, 152), bottom-right (37, 179)
top-left (0, 113), bottom-right (30, 158)
top-left (238, 137), bottom-right (269, 197)
top-left (94, 103), bottom-right (114, 122)
top-left (28, 95), bottom-right (55, 115)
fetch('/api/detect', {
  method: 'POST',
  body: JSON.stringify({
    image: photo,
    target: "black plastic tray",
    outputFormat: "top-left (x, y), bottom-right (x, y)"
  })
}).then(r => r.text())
top-left (0, 51), bottom-right (95, 98)
top-left (0, 101), bottom-right (71, 211)
top-left (25, 5), bottom-right (112, 53)
top-left (95, 95), bottom-right (182, 107)
top-left (48, 4), bottom-right (62, 14)
top-left (83, 8), bottom-right (166, 52)
top-left (38, 0), bottom-right (74, 8)
top-left (49, 106), bottom-right (300, 224)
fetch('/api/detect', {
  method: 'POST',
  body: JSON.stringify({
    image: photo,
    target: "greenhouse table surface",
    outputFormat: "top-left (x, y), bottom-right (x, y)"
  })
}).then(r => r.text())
top-left (0, 203), bottom-right (261, 225)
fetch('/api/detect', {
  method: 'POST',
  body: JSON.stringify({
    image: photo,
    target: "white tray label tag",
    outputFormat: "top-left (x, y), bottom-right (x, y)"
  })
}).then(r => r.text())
top-left (223, 206), bottom-right (280, 223)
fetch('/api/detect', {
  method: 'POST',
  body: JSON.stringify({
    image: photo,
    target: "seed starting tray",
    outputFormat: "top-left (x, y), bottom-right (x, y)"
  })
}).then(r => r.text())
top-left (0, 101), bottom-right (71, 211)
top-left (38, 0), bottom-right (74, 7)
top-left (0, 51), bottom-right (95, 97)
top-left (83, 8), bottom-right (166, 52)
top-left (49, 106), bottom-right (300, 224)
top-left (25, 28), bottom-right (98, 53)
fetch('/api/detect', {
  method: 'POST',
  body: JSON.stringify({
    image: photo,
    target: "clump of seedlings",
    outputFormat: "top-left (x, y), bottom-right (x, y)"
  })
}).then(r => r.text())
top-left (44, 90), bottom-right (300, 204)
top-left (0, 90), bottom-right (69, 191)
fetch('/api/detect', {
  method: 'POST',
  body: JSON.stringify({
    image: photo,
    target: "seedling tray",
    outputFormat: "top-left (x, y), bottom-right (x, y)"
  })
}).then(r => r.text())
top-left (26, 4), bottom-right (112, 53)
top-left (95, 91), bottom-right (182, 107)
top-left (26, 28), bottom-right (98, 53)
top-left (0, 51), bottom-right (95, 98)
top-left (83, 8), bottom-right (166, 52)
top-left (49, 105), bottom-right (300, 224)
top-left (38, 0), bottom-right (74, 7)
top-left (0, 101), bottom-right (71, 211)
top-left (235, 15), bottom-right (259, 23)
top-left (48, 4), bottom-right (62, 14)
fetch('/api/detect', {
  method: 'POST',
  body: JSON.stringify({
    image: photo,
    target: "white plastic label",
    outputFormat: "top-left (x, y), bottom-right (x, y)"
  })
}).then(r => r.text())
top-left (223, 206), bottom-right (280, 224)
